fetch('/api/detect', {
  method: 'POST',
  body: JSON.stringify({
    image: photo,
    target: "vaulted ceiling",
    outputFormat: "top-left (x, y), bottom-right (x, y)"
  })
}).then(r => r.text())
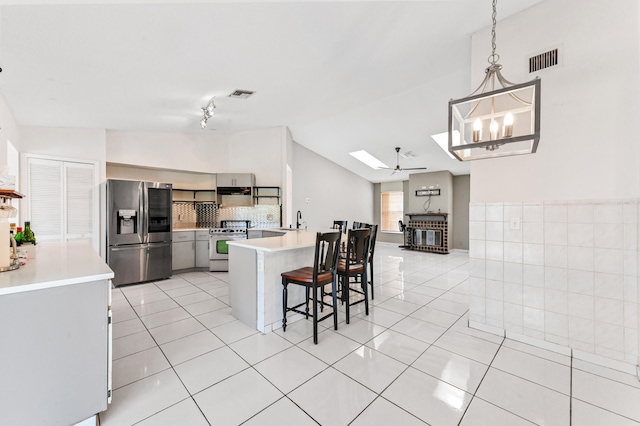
top-left (0, 0), bottom-right (541, 182)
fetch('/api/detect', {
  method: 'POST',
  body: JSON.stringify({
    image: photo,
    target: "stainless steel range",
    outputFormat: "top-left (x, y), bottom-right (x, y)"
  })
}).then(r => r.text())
top-left (208, 220), bottom-right (250, 271)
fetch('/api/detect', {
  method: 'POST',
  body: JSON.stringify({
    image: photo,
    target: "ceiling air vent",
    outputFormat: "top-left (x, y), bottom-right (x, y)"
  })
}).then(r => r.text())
top-left (228, 89), bottom-right (255, 99)
top-left (529, 48), bottom-right (559, 73)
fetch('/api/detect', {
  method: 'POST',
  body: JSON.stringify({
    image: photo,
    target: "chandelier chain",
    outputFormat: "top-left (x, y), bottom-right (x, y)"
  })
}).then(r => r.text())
top-left (488, 0), bottom-right (500, 65)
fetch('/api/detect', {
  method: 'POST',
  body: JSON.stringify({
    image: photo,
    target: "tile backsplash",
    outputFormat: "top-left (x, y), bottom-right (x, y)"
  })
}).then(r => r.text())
top-left (469, 199), bottom-right (639, 368)
top-left (173, 202), bottom-right (281, 229)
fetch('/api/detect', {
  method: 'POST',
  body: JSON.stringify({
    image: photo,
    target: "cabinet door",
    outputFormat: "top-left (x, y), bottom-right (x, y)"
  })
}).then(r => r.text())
top-left (195, 240), bottom-right (209, 268)
top-left (217, 173), bottom-right (254, 187)
top-left (26, 156), bottom-right (98, 251)
top-left (216, 173), bottom-right (234, 187)
top-left (234, 173), bottom-right (255, 187)
top-left (172, 241), bottom-right (195, 270)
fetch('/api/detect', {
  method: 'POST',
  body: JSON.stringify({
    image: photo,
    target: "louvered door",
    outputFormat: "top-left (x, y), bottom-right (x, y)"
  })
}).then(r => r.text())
top-left (26, 156), bottom-right (97, 250)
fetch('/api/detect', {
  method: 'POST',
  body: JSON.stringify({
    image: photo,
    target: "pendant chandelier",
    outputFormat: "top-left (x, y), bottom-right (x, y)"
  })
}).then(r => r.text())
top-left (448, 0), bottom-right (540, 161)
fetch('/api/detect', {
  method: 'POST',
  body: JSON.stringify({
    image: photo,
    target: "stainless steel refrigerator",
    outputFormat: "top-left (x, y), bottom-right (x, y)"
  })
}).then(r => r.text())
top-left (106, 179), bottom-right (172, 286)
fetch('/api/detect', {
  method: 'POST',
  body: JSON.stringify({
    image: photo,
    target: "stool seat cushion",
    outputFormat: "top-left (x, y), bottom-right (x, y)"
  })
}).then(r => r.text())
top-left (338, 260), bottom-right (364, 273)
top-left (281, 266), bottom-right (333, 284)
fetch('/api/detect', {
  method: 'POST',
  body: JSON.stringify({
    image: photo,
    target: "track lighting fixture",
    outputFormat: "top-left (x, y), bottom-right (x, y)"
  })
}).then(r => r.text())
top-left (199, 97), bottom-right (216, 129)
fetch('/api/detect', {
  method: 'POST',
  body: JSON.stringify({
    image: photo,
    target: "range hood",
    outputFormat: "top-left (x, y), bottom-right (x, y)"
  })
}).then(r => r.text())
top-left (216, 187), bottom-right (252, 195)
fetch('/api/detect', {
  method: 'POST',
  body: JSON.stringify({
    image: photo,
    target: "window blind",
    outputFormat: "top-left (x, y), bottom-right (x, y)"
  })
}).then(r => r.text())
top-left (381, 191), bottom-right (403, 232)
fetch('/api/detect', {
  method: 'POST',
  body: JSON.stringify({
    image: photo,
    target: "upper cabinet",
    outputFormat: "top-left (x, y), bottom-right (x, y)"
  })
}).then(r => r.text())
top-left (216, 173), bottom-right (255, 188)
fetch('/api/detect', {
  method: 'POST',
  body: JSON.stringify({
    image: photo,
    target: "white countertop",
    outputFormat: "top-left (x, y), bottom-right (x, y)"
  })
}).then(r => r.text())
top-left (0, 241), bottom-right (114, 296)
top-left (173, 228), bottom-right (210, 232)
top-left (228, 229), bottom-right (339, 252)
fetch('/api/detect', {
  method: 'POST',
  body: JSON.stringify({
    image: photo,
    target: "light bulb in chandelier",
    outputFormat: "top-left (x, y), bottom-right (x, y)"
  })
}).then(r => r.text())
top-left (502, 112), bottom-right (514, 138)
top-left (200, 117), bottom-right (207, 129)
top-left (472, 118), bottom-right (483, 142)
top-left (489, 120), bottom-right (499, 141)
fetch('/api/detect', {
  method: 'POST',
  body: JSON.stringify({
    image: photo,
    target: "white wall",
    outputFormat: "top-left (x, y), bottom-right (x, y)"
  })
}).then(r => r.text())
top-left (291, 142), bottom-right (373, 230)
top-left (106, 127), bottom-right (286, 188)
top-left (470, 0), bottom-right (640, 202)
top-left (453, 175), bottom-right (470, 250)
top-left (106, 130), bottom-right (227, 174)
top-left (408, 171), bottom-right (453, 214)
top-left (19, 126), bottom-right (107, 167)
top-left (0, 94), bottom-right (20, 169)
top-left (467, 0), bottom-right (640, 371)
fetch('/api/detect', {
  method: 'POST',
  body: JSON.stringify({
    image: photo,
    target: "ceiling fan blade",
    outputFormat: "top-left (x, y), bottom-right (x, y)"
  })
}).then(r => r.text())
top-left (402, 167), bottom-right (428, 170)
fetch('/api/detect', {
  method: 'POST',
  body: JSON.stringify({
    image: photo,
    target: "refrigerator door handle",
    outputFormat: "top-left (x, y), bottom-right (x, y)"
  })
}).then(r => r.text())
top-left (140, 182), bottom-right (148, 243)
top-left (110, 243), bottom-right (151, 251)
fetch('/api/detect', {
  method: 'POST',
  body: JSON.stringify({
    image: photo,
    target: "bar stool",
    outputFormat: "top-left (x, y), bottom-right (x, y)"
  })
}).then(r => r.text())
top-left (281, 231), bottom-right (341, 344)
top-left (359, 223), bottom-right (378, 300)
top-left (337, 227), bottom-right (371, 324)
top-left (332, 220), bottom-right (348, 234)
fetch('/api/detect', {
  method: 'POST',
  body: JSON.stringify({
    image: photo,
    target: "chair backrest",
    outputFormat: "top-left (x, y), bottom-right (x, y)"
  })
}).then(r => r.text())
top-left (352, 221), bottom-right (362, 229)
top-left (398, 220), bottom-right (406, 232)
top-left (332, 220), bottom-right (348, 234)
top-left (359, 223), bottom-right (378, 257)
top-left (344, 228), bottom-right (371, 268)
top-left (313, 231), bottom-right (342, 280)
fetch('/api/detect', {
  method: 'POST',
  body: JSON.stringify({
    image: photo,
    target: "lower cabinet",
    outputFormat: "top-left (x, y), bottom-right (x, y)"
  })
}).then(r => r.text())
top-left (0, 279), bottom-right (110, 425)
top-left (172, 241), bottom-right (195, 270)
top-left (195, 231), bottom-right (210, 268)
top-left (172, 230), bottom-right (209, 271)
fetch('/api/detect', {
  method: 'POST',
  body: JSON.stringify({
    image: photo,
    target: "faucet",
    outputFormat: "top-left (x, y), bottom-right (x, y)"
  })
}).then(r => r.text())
top-left (296, 210), bottom-right (302, 229)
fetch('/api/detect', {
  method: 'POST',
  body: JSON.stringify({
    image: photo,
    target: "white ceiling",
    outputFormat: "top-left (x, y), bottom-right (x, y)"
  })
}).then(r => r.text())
top-left (0, 0), bottom-right (541, 183)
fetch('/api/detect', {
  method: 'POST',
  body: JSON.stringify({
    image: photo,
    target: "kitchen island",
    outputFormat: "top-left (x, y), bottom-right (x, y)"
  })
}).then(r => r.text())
top-left (227, 229), bottom-right (335, 332)
top-left (0, 241), bottom-right (114, 426)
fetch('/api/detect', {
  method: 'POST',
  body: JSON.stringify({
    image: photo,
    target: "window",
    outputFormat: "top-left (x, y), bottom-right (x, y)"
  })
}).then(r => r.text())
top-left (381, 191), bottom-right (403, 232)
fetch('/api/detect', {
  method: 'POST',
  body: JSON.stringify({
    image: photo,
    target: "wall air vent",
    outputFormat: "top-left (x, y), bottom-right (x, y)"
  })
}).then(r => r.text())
top-left (529, 48), bottom-right (559, 73)
top-left (228, 89), bottom-right (255, 99)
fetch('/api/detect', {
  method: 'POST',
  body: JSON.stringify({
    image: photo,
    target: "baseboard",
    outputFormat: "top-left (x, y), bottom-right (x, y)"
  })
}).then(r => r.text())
top-left (468, 320), bottom-right (505, 337)
top-left (505, 330), bottom-right (572, 357)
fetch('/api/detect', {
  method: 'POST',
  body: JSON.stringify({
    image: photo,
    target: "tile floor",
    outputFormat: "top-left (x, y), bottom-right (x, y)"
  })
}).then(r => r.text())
top-left (99, 244), bottom-right (640, 425)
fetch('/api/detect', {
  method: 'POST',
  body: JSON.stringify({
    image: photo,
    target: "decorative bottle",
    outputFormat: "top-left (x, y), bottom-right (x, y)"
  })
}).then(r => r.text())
top-left (23, 221), bottom-right (36, 245)
top-left (14, 227), bottom-right (23, 246)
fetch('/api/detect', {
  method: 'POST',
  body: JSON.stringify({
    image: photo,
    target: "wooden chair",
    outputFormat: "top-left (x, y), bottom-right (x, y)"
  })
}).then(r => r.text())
top-left (281, 231), bottom-right (341, 344)
top-left (332, 220), bottom-right (348, 234)
top-left (358, 223), bottom-right (378, 300)
top-left (337, 228), bottom-right (371, 324)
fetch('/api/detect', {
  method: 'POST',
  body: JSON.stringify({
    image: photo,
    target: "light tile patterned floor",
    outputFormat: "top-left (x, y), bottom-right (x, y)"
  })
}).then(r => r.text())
top-left (100, 244), bottom-right (640, 425)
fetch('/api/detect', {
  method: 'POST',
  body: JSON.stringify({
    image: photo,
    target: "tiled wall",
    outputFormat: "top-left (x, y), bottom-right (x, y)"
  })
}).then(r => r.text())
top-left (469, 200), bottom-right (639, 367)
top-left (218, 205), bottom-right (281, 229)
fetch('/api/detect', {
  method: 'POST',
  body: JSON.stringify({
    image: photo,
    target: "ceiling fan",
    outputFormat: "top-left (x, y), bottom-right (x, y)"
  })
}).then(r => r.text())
top-left (379, 147), bottom-right (427, 174)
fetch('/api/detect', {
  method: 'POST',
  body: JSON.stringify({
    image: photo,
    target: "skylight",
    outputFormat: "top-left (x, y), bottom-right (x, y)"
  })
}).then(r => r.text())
top-left (349, 150), bottom-right (389, 169)
top-left (431, 131), bottom-right (458, 160)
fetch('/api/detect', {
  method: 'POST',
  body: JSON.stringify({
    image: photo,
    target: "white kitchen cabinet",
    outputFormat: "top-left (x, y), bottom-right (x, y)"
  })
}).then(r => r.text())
top-left (0, 242), bottom-right (113, 426)
top-left (172, 241), bottom-right (195, 270)
top-left (247, 229), bottom-right (263, 239)
top-left (173, 230), bottom-right (209, 271)
top-left (172, 231), bottom-right (195, 271)
top-left (195, 230), bottom-right (210, 268)
top-left (216, 173), bottom-right (255, 188)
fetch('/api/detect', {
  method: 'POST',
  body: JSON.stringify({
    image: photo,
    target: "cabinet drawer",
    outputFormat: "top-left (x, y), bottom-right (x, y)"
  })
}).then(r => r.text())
top-left (172, 231), bottom-right (195, 242)
top-left (195, 230), bottom-right (210, 241)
